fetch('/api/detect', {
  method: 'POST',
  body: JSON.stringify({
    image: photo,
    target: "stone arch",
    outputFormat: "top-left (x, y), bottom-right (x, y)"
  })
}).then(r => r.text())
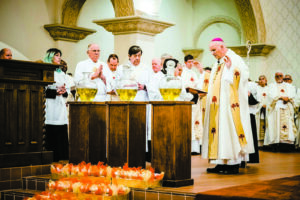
top-left (193, 15), bottom-right (242, 47)
top-left (61, 0), bottom-right (86, 26)
top-left (234, 0), bottom-right (266, 43)
top-left (60, 0), bottom-right (135, 25)
top-left (110, 0), bottom-right (135, 17)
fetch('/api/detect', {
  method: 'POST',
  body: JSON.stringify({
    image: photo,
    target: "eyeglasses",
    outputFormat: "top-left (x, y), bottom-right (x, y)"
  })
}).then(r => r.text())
top-left (89, 50), bottom-right (100, 52)
top-left (284, 78), bottom-right (291, 80)
top-left (275, 75), bottom-right (283, 78)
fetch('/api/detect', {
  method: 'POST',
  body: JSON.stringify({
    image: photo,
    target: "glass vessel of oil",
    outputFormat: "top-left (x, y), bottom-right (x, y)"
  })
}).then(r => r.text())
top-left (116, 64), bottom-right (138, 101)
top-left (76, 72), bottom-right (98, 101)
top-left (159, 60), bottom-right (182, 101)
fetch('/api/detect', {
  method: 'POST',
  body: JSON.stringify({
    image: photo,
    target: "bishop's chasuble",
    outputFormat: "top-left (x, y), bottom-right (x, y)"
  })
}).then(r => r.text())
top-left (202, 49), bottom-right (254, 165)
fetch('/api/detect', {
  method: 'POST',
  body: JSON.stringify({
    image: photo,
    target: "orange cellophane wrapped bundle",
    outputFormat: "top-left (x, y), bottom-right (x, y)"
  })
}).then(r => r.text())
top-left (111, 164), bottom-right (164, 189)
top-left (26, 190), bottom-right (129, 200)
top-left (50, 162), bottom-right (164, 189)
top-left (50, 162), bottom-right (111, 180)
top-left (47, 177), bottom-right (130, 198)
top-left (50, 164), bottom-right (64, 180)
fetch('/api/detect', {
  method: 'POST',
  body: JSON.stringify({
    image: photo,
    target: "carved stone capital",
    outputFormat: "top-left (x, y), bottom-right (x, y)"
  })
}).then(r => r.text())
top-left (182, 49), bottom-right (204, 59)
top-left (93, 16), bottom-right (174, 36)
top-left (229, 44), bottom-right (275, 57)
top-left (44, 24), bottom-right (96, 42)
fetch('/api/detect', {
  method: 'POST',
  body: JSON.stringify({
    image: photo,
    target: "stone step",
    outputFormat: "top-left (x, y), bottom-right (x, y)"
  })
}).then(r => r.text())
top-left (20, 175), bottom-right (197, 200)
top-left (22, 175), bottom-right (51, 191)
top-left (0, 189), bottom-right (36, 200)
top-left (0, 165), bottom-right (51, 191)
top-left (1, 188), bottom-right (197, 200)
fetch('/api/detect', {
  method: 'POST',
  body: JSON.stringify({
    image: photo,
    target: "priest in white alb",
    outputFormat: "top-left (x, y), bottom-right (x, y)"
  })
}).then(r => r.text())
top-left (115, 45), bottom-right (151, 160)
top-left (255, 75), bottom-right (269, 147)
top-left (202, 38), bottom-right (254, 174)
top-left (74, 44), bottom-right (109, 101)
top-left (264, 71), bottom-right (297, 149)
top-left (105, 54), bottom-right (120, 101)
top-left (147, 58), bottom-right (164, 101)
top-left (181, 54), bottom-right (205, 154)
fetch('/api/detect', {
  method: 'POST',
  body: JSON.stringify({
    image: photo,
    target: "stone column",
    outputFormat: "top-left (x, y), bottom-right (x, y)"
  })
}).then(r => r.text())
top-left (94, 16), bottom-right (174, 66)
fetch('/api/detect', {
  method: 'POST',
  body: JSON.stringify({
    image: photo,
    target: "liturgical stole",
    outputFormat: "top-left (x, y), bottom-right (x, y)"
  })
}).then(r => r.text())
top-left (208, 64), bottom-right (247, 159)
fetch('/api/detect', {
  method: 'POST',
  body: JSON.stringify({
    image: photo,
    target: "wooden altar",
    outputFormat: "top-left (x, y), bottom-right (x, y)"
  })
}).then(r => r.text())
top-left (0, 59), bottom-right (56, 168)
top-left (68, 101), bottom-right (147, 168)
top-left (68, 102), bottom-right (107, 164)
top-left (150, 101), bottom-right (194, 187)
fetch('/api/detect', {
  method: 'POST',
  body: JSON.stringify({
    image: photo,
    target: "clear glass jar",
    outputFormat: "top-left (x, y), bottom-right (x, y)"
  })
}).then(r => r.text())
top-left (76, 72), bottom-right (98, 101)
top-left (116, 64), bottom-right (138, 101)
top-left (159, 60), bottom-right (182, 101)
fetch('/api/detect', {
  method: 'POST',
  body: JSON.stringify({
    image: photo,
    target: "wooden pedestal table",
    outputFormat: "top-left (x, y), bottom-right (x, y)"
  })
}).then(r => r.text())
top-left (106, 101), bottom-right (147, 168)
top-left (68, 102), bottom-right (107, 164)
top-left (151, 101), bottom-right (194, 187)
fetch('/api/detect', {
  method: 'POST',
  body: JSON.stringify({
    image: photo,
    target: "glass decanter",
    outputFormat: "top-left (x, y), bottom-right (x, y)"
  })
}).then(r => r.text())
top-left (116, 64), bottom-right (138, 101)
top-left (159, 61), bottom-right (182, 101)
top-left (76, 72), bottom-right (98, 101)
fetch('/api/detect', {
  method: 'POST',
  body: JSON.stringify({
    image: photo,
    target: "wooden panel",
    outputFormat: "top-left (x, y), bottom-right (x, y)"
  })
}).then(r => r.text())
top-left (107, 103), bottom-right (146, 168)
top-left (30, 89), bottom-right (39, 142)
top-left (174, 104), bottom-right (192, 179)
top-left (26, 86), bottom-right (44, 151)
top-left (3, 67), bottom-right (42, 80)
top-left (89, 105), bottom-right (107, 164)
top-left (0, 88), bottom-right (5, 153)
top-left (68, 103), bottom-right (107, 164)
top-left (23, 86), bottom-right (31, 152)
top-left (69, 104), bottom-right (90, 164)
top-left (107, 105), bottom-right (128, 167)
top-left (4, 88), bottom-right (16, 152)
top-left (152, 105), bottom-right (175, 178)
top-left (17, 88), bottom-right (26, 150)
top-left (128, 105), bottom-right (146, 167)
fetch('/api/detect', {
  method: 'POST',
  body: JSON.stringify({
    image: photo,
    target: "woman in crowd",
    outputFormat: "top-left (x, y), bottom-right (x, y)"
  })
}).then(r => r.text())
top-left (44, 48), bottom-right (69, 162)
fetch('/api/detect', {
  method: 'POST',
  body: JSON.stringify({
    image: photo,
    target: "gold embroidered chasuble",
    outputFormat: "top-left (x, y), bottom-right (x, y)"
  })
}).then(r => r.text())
top-left (208, 64), bottom-right (247, 159)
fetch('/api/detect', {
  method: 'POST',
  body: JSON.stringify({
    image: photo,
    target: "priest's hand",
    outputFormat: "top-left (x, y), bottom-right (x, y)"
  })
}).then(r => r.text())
top-left (57, 84), bottom-right (66, 95)
top-left (193, 61), bottom-right (203, 73)
top-left (91, 64), bottom-right (103, 80)
top-left (224, 55), bottom-right (232, 69)
top-left (91, 64), bottom-right (107, 84)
